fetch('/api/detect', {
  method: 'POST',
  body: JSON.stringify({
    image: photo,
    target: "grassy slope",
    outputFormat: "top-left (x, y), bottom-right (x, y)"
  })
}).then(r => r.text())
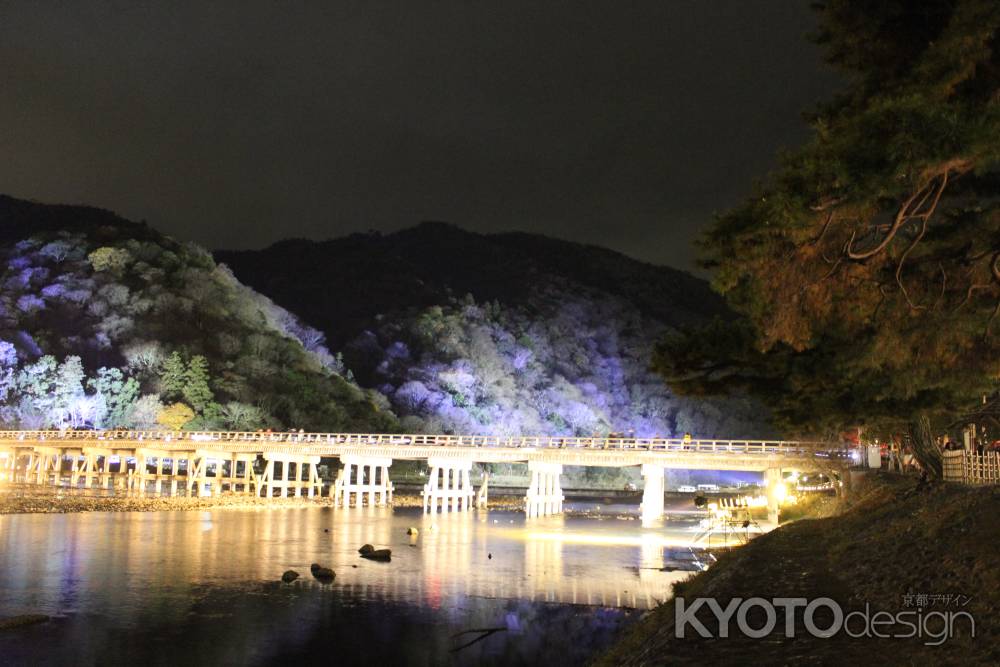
top-left (597, 474), bottom-right (1000, 665)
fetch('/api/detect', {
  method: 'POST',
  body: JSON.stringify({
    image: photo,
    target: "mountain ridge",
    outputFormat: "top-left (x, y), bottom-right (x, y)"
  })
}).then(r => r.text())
top-left (217, 219), bottom-right (768, 439)
top-left (216, 221), bottom-right (726, 349)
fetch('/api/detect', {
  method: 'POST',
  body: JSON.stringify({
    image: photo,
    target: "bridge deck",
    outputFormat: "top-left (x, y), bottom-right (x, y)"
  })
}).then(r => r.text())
top-left (0, 431), bottom-right (843, 471)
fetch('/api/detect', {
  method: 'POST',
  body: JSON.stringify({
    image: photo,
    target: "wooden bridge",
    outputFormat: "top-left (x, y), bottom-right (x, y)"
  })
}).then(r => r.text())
top-left (0, 430), bottom-right (846, 521)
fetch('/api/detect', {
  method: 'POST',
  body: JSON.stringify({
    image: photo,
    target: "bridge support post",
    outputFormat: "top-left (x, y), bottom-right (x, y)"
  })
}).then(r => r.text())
top-left (366, 463), bottom-right (375, 506)
top-left (1, 449), bottom-right (15, 482)
top-left (52, 451), bottom-right (64, 486)
top-left (476, 473), bottom-right (489, 509)
top-left (640, 464), bottom-right (665, 523)
top-left (766, 467), bottom-right (782, 525)
top-left (32, 450), bottom-right (49, 485)
top-left (525, 462), bottom-right (563, 518)
top-left (340, 462), bottom-right (352, 506)
top-left (24, 450), bottom-right (35, 484)
top-left (381, 464), bottom-right (391, 504)
top-left (80, 452), bottom-right (93, 489)
top-left (444, 467), bottom-right (453, 512)
top-left (116, 455), bottom-right (129, 493)
top-left (423, 458), bottom-right (473, 513)
top-left (188, 456), bottom-right (203, 497)
top-left (275, 458), bottom-right (288, 498)
top-left (241, 458), bottom-right (253, 495)
top-left (131, 450), bottom-right (146, 496)
top-left (67, 452), bottom-right (79, 488)
top-left (305, 457), bottom-right (321, 498)
top-left (214, 458), bottom-right (225, 496)
top-left (154, 457), bottom-right (164, 495)
top-left (260, 457), bottom-right (275, 498)
top-left (99, 455), bottom-right (111, 490)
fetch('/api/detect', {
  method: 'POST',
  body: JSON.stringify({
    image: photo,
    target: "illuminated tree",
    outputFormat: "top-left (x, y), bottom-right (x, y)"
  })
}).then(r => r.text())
top-left (53, 356), bottom-right (86, 425)
top-left (156, 402), bottom-right (195, 430)
top-left (0, 206), bottom-right (394, 433)
top-left (87, 246), bottom-right (131, 273)
top-left (89, 367), bottom-right (140, 428)
top-left (39, 240), bottom-right (74, 263)
top-left (129, 395), bottom-right (164, 429)
top-left (159, 351), bottom-right (187, 400)
top-left (0, 341), bottom-right (17, 404)
top-left (182, 354), bottom-right (215, 415)
top-left (657, 0), bottom-right (1000, 475)
top-left (219, 401), bottom-right (264, 431)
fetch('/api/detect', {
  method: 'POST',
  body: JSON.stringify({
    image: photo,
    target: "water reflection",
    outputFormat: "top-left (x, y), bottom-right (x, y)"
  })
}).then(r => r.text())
top-left (0, 507), bottom-right (693, 665)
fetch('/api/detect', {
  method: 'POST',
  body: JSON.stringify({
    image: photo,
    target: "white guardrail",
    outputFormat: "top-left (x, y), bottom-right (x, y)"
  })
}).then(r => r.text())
top-left (0, 430), bottom-right (840, 455)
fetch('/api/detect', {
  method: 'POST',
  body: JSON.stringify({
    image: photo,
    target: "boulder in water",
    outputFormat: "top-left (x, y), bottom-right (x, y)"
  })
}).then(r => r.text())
top-left (310, 563), bottom-right (335, 581)
top-left (358, 544), bottom-right (374, 555)
top-left (281, 569), bottom-right (300, 583)
top-left (360, 548), bottom-right (391, 562)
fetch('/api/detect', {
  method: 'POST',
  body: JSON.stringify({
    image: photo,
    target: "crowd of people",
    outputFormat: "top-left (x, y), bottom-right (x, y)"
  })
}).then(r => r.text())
top-left (882, 428), bottom-right (1000, 474)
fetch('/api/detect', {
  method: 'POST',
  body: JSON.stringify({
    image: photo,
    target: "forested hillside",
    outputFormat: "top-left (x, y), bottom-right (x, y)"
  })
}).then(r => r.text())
top-left (0, 196), bottom-right (770, 439)
top-left (220, 224), bottom-right (769, 438)
top-left (0, 195), bottom-right (395, 432)
top-left (218, 222), bottom-right (728, 348)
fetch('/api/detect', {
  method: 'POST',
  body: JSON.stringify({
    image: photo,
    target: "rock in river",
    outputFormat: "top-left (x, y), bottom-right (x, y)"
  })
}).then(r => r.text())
top-left (310, 563), bottom-right (335, 581)
top-left (281, 569), bottom-right (300, 583)
top-left (360, 548), bottom-right (392, 562)
top-left (358, 544), bottom-right (374, 555)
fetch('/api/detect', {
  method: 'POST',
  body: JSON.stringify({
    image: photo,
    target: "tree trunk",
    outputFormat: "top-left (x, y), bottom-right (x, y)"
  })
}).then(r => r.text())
top-left (908, 413), bottom-right (942, 479)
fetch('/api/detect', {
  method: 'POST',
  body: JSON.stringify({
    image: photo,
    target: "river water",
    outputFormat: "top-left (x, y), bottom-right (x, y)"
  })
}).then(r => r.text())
top-left (0, 501), bottom-right (705, 666)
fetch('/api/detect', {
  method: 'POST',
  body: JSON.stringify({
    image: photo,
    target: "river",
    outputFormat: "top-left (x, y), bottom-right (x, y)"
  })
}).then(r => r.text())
top-left (0, 500), bottom-right (708, 666)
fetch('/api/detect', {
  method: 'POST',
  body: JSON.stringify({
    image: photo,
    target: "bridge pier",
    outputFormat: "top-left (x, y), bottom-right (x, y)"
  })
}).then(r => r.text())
top-left (525, 462), bottom-right (563, 518)
top-left (65, 450), bottom-right (81, 487)
top-left (336, 456), bottom-right (393, 507)
top-left (185, 450), bottom-right (224, 497)
top-left (224, 455), bottom-right (259, 495)
top-left (423, 458), bottom-right (473, 513)
top-left (640, 464), bottom-right (665, 523)
top-left (24, 449), bottom-right (38, 484)
top-left (140, 454), bottom-right (186, 496)
top-left (78, 448), bottom-right (129, 491)
top-left (115, 455), bottom-right (129, 493)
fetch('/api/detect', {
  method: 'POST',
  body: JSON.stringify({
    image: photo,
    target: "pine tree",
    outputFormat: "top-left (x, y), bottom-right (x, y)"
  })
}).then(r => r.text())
top-left (182, 355), bottom-right (214, 415)
top-left (658, 0), bottom-right (1000, 476)
top-left (160, 351), bottom-right (187, 400)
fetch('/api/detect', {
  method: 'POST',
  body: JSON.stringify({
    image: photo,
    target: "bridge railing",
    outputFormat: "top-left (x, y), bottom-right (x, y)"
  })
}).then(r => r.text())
top-left (0, 430), bottom-right (840, 455)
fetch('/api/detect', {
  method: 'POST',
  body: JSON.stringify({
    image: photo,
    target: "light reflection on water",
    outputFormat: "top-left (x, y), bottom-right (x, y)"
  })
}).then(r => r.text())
top-left (0, 505), bottom-right (696, 665)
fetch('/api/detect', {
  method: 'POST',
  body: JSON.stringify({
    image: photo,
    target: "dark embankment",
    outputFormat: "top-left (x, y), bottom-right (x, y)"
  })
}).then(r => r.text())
top-left (597, 474), bottom-right (1000, 666)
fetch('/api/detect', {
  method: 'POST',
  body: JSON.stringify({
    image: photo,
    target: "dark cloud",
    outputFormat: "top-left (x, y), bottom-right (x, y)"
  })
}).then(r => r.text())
top-left (0, 1), bottom-right (839, 271)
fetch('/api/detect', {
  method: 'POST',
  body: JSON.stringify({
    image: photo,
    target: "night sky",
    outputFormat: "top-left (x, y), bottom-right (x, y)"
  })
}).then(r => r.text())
top-left (0, 1), bottom-right (839, 272)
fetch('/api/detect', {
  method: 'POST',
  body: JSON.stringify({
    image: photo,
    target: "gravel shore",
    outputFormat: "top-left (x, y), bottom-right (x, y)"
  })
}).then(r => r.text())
top-left (0, 487), bottom-right (526, 514)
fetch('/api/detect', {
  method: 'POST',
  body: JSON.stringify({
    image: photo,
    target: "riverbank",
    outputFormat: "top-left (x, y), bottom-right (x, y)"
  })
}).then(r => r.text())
top-left (596, 473), bottom-right (1000, 665)
top-left (0, 488), bottom-right (528, 514)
